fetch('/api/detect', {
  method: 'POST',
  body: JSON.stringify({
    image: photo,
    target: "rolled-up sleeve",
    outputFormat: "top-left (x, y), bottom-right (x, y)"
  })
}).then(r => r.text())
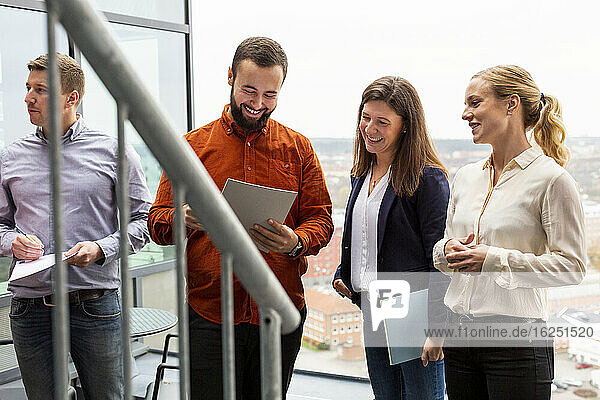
top-left (147, 170), bottom-right (176, 246)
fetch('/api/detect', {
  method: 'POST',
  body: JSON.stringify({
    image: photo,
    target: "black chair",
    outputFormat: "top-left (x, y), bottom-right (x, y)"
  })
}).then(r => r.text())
top-left (151, 333), bottom-right (179, 400)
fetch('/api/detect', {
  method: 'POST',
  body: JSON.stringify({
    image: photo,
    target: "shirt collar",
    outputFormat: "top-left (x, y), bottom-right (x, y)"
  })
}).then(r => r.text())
top-left (482, 146), bottom-right (543, 171)
top-left (219, 104), bottom-right (270, 138)
top-left (35, 114), bottom-right (86, 142)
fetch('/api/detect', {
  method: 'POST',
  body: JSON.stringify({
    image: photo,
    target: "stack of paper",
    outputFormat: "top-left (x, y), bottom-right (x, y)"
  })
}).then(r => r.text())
top-left (8, 252), bottom-right (77, 282)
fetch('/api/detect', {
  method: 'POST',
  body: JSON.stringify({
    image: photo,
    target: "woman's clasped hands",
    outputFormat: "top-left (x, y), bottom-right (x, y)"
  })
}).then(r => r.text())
top-left (444, 233), bottom-right (489, 273)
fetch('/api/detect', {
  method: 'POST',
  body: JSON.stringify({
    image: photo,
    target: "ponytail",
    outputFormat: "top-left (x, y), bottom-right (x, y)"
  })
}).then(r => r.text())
top-left (532, 94), bottom-right (570, 167)
top-left (473, 65), bottom-right (571, 167)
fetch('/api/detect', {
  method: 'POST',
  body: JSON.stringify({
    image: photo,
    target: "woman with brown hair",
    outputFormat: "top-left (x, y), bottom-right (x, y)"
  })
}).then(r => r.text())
top-left (434, 65), bottom-right (586, 399)
top-left (333, 76), bottom-right (449, 399)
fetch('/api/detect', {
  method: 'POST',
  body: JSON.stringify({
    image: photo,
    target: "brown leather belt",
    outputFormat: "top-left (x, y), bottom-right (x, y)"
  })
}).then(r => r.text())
top-left (33, 289), bottom-right (114, 306)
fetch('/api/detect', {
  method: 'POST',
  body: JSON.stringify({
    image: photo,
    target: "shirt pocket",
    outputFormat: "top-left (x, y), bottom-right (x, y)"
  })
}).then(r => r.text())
top-left (270, 159), bottom-right (300, 193)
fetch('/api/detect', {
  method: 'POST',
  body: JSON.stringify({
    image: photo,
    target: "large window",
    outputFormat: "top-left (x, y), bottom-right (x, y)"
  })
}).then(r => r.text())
top-left (0, 3), bottom-right (191, 290)
top-left (0, 7), bottom-right (69, 147)
top-left (81, 21), bottom-right (188, 269)
top-left (89, 0), bottom-right (185, 24)
top-left (82, 23), bottom-right (188, 192)
top-left (190, 0), bottom-right (600, 392)
top-left (0, 0), bottom-right (193, 368)
top-left (0, 6), bottom-right (69, 286)
top-left (0, 0), bottom-right (192, 380)
top-left (1, 0), bottom-right (600, 396)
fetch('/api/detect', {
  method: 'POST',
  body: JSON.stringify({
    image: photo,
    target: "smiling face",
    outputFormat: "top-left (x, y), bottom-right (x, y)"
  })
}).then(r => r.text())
top-left (228, 59), bottom-right (284, 132)
top-left (462, 77), bottom-right (511, 146)
top-left (359, 100), bottom-right (404, 165)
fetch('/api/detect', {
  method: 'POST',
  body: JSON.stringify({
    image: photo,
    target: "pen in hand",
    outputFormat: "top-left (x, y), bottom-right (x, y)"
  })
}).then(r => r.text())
top-left (12, 224), bottom-right (44, 261)
top-left (14, 225), bottom-right (44, 248)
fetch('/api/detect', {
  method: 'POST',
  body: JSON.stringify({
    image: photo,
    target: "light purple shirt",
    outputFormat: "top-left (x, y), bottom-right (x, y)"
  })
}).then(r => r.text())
top-left (0, 116), bottom-right (152, 298)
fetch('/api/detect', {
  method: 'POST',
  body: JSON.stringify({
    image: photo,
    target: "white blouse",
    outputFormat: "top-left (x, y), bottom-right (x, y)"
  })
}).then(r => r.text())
top-left (433, 147), bottom-right (586, 320)
top-left (351, 167), bottom-right (391, 292)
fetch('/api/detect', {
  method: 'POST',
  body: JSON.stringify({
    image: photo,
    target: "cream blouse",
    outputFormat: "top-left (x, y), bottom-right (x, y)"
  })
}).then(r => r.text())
top-left (433, 147), bottom-right (586, 320)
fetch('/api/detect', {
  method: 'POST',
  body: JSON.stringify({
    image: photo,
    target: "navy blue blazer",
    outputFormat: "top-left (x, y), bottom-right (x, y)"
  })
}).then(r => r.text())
top-left (333, 166), bottom-right (450, 324)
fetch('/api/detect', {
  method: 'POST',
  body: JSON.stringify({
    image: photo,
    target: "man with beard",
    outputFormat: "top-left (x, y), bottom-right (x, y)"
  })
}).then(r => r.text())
top-left (148, 37), bottom-right (333, 399)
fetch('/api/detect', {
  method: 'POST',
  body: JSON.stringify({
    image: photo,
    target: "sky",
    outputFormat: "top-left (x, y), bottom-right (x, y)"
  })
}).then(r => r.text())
top-left (191, 0), bottom-right (600, 140)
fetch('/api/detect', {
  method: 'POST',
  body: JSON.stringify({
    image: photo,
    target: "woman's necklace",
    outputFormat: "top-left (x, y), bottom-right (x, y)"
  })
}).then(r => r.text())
top-left (371, 175), bottom-right (382, 189)
top-left (369, 167), bottom-right (389, 193)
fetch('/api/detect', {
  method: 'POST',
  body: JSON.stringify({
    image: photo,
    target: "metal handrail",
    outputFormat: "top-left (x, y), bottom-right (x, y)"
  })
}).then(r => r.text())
top-left (46, 0), bottom-right (300, 334)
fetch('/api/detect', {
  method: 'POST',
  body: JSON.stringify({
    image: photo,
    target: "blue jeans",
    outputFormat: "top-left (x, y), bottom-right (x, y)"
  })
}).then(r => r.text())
top-left (365, 345), bottom-right (445, 400)
top-left (9, 290), bottom-right (124, 400)
top-left (362, 297), bottom-right (445, 400)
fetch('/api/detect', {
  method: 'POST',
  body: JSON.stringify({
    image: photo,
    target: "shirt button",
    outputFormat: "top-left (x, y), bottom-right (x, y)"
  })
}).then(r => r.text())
top-left (247, 142), bottom-right (251, 147)
top-left (247, 166), bottom-right (252, 171)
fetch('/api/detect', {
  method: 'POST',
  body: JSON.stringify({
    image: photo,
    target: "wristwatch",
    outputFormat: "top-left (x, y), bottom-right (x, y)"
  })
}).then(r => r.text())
top-left (287, 237), bottom-right (304, 257)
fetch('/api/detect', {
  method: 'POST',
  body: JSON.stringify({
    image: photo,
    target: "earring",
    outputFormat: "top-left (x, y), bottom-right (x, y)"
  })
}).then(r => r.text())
top-left (508, 110), bottom-right (513, 115)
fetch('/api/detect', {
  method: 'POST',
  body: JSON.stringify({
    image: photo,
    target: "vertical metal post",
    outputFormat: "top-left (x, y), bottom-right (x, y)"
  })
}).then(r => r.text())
top-left (173, 184), bottom-right (190, 399)
top-left (184, 0), bottom-right (195, 131)
top-left (221, 253), bottom-right (235, 400)
top-left (117, 103), bottom-right (132, 400)
top-left (260, 308), bottom-right (282, 400)
top-left (47, 3), bottom-right (70, 400)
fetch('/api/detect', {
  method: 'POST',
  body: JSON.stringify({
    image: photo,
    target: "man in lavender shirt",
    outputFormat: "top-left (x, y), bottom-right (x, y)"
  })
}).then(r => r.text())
top-left (0, 54), bottom-right (152, 400)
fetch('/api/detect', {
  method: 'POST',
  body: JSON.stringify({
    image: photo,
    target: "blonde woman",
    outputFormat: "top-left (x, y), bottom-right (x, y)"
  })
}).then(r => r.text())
top-left (434, 65), bottom-right (586, 399)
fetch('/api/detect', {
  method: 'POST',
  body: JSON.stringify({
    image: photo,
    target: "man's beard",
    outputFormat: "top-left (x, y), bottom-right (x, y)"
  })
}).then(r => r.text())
top-left (230, 89), bottom-right (272, 132)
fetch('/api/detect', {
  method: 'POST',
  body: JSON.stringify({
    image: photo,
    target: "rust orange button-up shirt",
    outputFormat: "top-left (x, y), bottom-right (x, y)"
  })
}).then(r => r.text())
top-left (148, 105), bottom-right (333, 325)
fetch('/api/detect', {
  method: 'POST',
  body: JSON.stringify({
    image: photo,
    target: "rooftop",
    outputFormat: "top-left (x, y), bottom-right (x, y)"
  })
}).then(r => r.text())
top-left (305, 287), bottom-right (360, 314)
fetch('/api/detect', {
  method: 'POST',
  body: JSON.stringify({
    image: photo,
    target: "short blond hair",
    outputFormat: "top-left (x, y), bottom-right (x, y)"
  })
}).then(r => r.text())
top-left (28, 53), bottom-right (85, 106)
